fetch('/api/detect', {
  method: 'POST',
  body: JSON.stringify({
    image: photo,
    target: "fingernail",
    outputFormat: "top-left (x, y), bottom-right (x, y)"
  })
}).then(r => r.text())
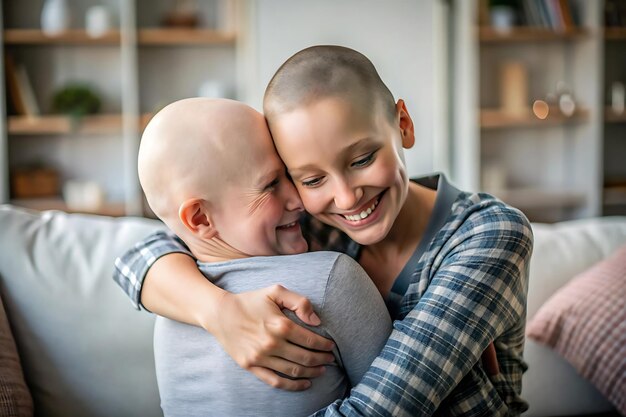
top-left (309, 312), bottom-right (321, 326)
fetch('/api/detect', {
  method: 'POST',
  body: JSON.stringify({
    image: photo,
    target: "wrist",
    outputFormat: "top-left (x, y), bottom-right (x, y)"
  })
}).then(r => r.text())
top-left (195, 285), bottom-right (228, 335)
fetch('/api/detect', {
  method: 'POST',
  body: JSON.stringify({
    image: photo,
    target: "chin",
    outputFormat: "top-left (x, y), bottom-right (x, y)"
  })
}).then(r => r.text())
top-left (281, 240), bottom-right (308, 255)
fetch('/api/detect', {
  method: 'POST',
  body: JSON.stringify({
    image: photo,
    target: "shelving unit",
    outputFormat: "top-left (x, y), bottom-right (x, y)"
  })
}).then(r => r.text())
top-left (451, 0), bottom-right (604, 223)
top-left (1, 0), bottom-right (247, 217)
top-left (603, 8), bottom-right (626, 216)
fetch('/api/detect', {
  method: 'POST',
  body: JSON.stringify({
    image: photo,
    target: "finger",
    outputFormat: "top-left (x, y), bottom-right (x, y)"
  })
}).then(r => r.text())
top-left (283, 325), bottom-right (335, 354)
top-left (268, 285), bottom-right (322, 326)
top-left (249, 366), bottom-right (312, 392)
top-left (276, 341), bottom-right (335, 367)
top-left (257, 355), bottom-right (327, 379)
top-left (481, 342), bottom-right (500, 376)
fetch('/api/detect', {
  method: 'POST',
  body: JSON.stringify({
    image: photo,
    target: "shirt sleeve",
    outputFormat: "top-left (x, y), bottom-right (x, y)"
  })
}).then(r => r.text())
top-left (321, 254), bottom-right (393, 387)
top-left (113, 230), bottom-right (194, 310)
top-left (311, 204), bottom-right (533, 417)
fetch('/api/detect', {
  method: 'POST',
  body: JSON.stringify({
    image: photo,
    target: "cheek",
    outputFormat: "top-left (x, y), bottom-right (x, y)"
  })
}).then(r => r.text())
top-left (297, 187), bottom-right (324, 215)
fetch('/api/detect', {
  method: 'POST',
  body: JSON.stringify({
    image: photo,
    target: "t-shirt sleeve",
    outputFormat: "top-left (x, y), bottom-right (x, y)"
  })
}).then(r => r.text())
top-left (113, 230), bottom-right (194, 310)
top-left (320, 254), bottom-right (392, 387)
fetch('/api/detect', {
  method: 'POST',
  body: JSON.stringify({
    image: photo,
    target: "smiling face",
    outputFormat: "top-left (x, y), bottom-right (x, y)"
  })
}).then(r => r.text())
top-left (210, 127), bottom-right (309, 257)
top-left (139, 98), bottom-right (308, 259)
top-left (270, 96), bottom-right (415, 246)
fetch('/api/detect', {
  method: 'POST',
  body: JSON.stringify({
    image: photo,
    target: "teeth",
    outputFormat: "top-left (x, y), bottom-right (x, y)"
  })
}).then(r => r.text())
top-left (343, 198), bottom-right (379, 222)
top-left (279, 221), bottom-right (296, 229)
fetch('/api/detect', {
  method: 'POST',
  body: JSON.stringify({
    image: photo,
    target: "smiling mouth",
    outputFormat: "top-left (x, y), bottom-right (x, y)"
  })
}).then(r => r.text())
top-left (341, 193), bottom-right (383, 222)
top-left (277, 221), bottom-right (298, 230)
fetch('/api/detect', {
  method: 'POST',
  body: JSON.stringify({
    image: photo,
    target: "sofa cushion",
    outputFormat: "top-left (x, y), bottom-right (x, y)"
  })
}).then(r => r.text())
top-left (0, 205), bottom-right (165, 417)
top-left (527, 244), bottom-right (626, 415)
top-left (522, 217), bottom-right (626, 416)
top-left (0, 294), bottom-right (33, 417)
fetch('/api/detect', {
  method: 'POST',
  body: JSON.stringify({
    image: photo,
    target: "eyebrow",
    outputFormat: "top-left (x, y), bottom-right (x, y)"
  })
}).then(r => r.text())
top-left (289, 136), bottom-right (375, 176)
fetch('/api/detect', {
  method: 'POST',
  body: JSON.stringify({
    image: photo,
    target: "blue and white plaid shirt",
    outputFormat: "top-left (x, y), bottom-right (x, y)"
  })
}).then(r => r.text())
top-left (114, 174), bottom-right (533, 416)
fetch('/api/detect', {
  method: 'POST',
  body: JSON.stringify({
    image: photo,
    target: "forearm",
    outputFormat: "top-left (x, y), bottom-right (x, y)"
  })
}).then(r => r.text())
top-left (142, 253), bottom-right (226, 332)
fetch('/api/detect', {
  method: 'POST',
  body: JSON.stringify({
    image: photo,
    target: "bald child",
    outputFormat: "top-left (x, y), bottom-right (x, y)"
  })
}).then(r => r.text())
top-left (138, 98), bottom-right (392, 417)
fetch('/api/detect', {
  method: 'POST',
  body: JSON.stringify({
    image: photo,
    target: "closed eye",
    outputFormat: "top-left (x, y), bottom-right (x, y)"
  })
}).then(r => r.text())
top-left (351, 151), bottom-right (376, 168)
top-left (301, 177), bottom-right (323, 188)
top-left (265, 178), bottom-right (279, 191)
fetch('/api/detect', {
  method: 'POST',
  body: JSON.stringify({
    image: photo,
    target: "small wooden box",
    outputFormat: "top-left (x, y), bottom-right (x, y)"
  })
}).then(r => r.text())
top-left (11, 168), bottom-right (60, 198)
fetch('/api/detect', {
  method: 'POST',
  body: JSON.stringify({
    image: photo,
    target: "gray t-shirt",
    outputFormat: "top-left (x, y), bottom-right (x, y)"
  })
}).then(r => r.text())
top-left (153, 251), bottom-right (392, 417)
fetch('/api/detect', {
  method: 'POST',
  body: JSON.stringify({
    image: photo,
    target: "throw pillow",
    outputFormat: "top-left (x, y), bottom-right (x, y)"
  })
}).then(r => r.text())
top-left (526, 244), bottom-right (626, 415)
top-left (0, 294), bottom-right (33, 417)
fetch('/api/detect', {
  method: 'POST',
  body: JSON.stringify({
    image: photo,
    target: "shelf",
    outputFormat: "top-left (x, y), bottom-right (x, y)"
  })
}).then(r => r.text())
top-left (605, 27), bottom-right (626, 41)
top-left (605, 107), bottom-right (626, 124)
top-left (3, 28), bottom-right (236, 46)
top-left (4, 29), bottom-right (120, 45)
top-left (10, 198), bottom-right (127, 216)
top-left (479, 26), bottom-right (590, 43)
top-left (138, 28), bottom-right (236, 45)
top-left (480, 107), bottom-right (590, 129)
top-left (492, 188), bottom-right (587, 210)
top-left (7, 114), bottom-right (153, 135)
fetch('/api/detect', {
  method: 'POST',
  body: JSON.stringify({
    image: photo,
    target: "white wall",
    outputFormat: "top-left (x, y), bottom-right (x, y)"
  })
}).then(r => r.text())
top-left (246, 0), bottom-right (447, 177)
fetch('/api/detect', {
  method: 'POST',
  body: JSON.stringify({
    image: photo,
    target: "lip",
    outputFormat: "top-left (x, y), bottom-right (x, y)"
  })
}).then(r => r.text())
top-left (335, 190), bottom-right (386, 228)
top-left (276, 220), bottom-right (301, 231)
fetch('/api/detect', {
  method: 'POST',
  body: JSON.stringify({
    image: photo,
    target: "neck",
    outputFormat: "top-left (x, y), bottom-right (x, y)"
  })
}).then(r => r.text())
top-left (184, 234), bottom-right (249, 263)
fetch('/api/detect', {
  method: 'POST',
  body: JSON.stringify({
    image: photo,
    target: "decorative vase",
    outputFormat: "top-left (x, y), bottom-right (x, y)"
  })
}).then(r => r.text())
top-left (86, 6), bottom-right (111, 38)
top-left (41, 0), bottom-right (70, 37)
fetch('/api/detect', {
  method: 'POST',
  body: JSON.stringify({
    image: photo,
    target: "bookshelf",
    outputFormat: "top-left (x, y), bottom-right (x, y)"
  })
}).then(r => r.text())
top-left (451, 0), bottom-right (605, 223)
top-left (603, 0), bottom-right (626, 216)
top-left (1, 0), bottom-right (246, 217)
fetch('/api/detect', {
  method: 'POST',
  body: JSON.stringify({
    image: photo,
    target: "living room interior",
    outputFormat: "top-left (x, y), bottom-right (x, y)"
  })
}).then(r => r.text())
top-left (0, 1), bottom-right (625, 416)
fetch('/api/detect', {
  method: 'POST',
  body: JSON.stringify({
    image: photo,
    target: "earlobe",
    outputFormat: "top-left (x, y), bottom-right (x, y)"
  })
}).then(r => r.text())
top-left (396, 99), bottom-right (415, 149)
top-left (179, 199), bottom-right (217, 239)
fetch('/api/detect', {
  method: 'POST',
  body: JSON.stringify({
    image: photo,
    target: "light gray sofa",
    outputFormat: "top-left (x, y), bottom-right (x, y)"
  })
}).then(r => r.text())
top-left (0, 205), bottom-right (624, 416)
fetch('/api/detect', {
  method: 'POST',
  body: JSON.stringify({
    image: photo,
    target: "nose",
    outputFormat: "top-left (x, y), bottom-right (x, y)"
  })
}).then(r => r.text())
top-left (333, 177), bottom-right (363, 211)
top-left (283, 179), bottom-right (304, 212)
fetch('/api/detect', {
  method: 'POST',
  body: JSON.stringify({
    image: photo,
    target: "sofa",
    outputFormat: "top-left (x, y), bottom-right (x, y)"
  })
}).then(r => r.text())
top-left (0, 204), bottom-right (624, 417)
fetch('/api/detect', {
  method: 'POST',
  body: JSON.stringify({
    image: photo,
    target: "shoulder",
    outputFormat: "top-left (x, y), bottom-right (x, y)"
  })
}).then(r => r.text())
top-left (443, 192), bottom-right (533, 256)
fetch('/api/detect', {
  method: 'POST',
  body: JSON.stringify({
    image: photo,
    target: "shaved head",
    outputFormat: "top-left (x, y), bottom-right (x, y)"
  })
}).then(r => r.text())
top-left (138, 98), bottom-right (271, 236)
top-left (263, 45), bottom-right (396, 125)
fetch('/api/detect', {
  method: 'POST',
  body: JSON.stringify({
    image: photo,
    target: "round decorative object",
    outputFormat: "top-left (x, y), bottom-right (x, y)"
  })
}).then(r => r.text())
top-left (86, 6), bottom-right (112, 38)
top-left (41, 0), bottom-right (71, 36)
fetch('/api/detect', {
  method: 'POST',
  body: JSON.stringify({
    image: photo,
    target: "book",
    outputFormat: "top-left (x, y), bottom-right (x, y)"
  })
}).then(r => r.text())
top-left (15, 64), bottom-right (40, 117)
top-left (4, 54), bottom-right (26, 115)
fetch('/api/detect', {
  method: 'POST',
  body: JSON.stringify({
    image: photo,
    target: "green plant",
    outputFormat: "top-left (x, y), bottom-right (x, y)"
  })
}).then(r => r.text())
top-left (52, 84), bottom-right (101, 117)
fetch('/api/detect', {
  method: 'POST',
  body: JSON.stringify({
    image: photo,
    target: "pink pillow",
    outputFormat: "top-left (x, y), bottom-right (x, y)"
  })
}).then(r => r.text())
top-left (526, 244), bottom-right (626, 414)
top-left (0, 295), bottom-right (33, 417)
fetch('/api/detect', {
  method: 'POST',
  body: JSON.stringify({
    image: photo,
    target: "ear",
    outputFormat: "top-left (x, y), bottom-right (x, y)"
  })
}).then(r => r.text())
top-left (179, 198), bottom-right (218, 239)
top-left (396, 99), bottom-right (415, 149)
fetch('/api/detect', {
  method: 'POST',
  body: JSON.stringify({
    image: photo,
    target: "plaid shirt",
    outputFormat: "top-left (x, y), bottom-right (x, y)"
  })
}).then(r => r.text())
top-left (113, 175), bottom-right (533, 416)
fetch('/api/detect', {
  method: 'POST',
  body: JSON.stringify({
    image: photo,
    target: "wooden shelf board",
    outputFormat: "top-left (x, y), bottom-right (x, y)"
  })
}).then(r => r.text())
top-left (492, 188), bottom-right (587, 209)
top-left (479, 26), bottom-right (590, 43)
top-left (8, 114), bottom-right (153, 135)
top-left (3, 28), bottom-right (235, 46)
top-left (4, 29), bottom-right (120, 45)
top-left (605, 107), bottom-right (626, 123)
top-left (138, 28), bottom-right (236, 45)
top-left (10, 198), bottom-right (126, 216)
top-left (480, 107), bottom-right (589, 129)
top-left (605, 27), bottom-right (626, 41)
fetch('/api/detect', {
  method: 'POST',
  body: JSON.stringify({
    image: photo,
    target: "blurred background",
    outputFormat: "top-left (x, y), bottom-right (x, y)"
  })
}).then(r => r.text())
top-left (0, 0), bottom-right (624, 223)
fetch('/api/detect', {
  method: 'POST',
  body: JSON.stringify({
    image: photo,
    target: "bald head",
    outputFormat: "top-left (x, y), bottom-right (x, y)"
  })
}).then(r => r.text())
top-left (138, 98), bottom-right (270, 234)
top-left (263, 45), bottom-right (396, 125)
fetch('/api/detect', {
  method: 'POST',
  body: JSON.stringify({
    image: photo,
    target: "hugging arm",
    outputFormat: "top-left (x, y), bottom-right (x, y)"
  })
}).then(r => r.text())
top-left (113, 230), bottom-right (335, 391)
top-left (312, 207), bottom-right (533, 416)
